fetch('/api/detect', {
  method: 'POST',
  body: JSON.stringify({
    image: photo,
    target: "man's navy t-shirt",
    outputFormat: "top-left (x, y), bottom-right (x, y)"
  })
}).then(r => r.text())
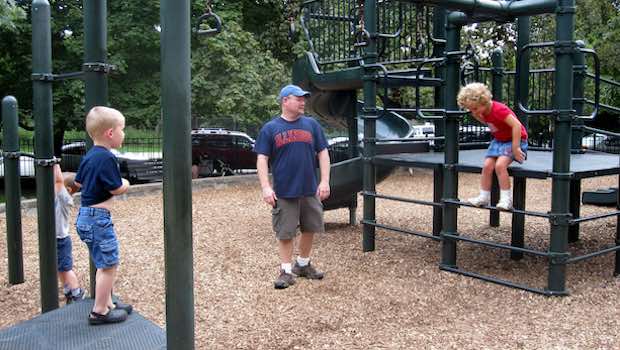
top-left (254, 115), bottom-right (328, 198)
top-left (75, 146), bottom-right (123, 206)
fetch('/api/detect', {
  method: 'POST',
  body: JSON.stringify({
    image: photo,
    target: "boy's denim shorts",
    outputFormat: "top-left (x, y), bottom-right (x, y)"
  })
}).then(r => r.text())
top-left (75, 207), bottom-right (119, 269)
top-left (486, 139), bottom-right (528, 163)
top-left (56, 236), bottom-right (73, 272)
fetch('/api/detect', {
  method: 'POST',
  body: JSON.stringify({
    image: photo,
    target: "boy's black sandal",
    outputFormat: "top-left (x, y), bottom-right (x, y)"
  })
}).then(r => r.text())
top-left (88, 308), bottom-right (128, 325)
top-left (113, 301), bottom-right (133, 315)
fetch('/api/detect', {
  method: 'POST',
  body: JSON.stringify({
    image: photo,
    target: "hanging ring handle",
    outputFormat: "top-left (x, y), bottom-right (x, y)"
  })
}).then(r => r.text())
top-left (196, 11), bottom-right (222, 37)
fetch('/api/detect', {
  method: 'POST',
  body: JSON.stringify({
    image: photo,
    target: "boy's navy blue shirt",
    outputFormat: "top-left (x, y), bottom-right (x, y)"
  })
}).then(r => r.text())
top-left (75, 146), bottom-right (123, 206)
top-left (254, 115), bottom-right (328, 198)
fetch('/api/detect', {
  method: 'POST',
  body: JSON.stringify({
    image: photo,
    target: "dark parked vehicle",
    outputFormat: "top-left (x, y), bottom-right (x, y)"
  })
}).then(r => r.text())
top-left (191, 128), bottom-right (257, 176)
top-left (60, 141), bottom-right (163, 183)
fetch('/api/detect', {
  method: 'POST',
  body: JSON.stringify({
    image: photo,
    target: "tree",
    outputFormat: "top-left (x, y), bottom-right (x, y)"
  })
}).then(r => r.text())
top-left (191, 21), bottom-right (288, 132)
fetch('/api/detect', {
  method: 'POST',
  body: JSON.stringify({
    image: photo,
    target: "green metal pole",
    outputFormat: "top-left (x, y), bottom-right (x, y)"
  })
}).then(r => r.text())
top-left (440, 20), bottom-right (461, 268)
top-left (346, 90), bottom-right (358, 226)
top-left (568, 41), bottom-right (585, 244)
top-left (32, 0), bottom-right (59, 313)
top-left (161, 0), bottom-right (195, 347)
top-left (2, 96), bottom-right (25, 285)
top-left (362, 0), bottom-right (378, 252)
top-left (515, 16), bottom-right (530, 128)
top-left (548, 0), bottom-right (575, 295)
top-left (432, 7), bottom-right (446, 150)
top-left (490, 48), bottom-right (503, 228)
top-left (83, 0), bottom-right (109, 299)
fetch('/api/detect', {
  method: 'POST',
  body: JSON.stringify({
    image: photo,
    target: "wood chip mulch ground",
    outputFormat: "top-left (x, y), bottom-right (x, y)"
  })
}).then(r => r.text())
top-left (1, 168), bottom-right (620, 349)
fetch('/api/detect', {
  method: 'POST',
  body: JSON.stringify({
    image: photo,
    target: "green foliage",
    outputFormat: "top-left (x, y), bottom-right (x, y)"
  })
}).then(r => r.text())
top-left (191, 21), bottom-right (287, 128)
top-left (0, 0), bottom-right (25, 32)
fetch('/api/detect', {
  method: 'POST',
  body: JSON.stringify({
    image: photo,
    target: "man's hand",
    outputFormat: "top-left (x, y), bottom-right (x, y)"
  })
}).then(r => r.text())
top-left (317, 181), bottom-right (330, 201)
top-left (262, 186), bottom-right (277, 207)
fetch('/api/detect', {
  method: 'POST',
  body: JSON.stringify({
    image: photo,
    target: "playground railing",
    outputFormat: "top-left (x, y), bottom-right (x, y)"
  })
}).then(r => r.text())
top-left (301, 0), bottom-right (438, 73)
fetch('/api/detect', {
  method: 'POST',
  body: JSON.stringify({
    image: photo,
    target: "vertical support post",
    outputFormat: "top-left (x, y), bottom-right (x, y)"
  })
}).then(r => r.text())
top-left (362, 0), bottom-right (378, 252)
top-left (548, 0), bottom-right (575, 295)
top-left (568, 41), bottom-right (586, 243)
top-left (161, 0), bottom-right (195, 348)
top-left (432, 7), bottom-right (447, 150)
top-left (2, 96), bottom-right (25, 285)
top-left (568, 180), bottom-right (580, 243)
top-left (571, 41), bottom-right (585, 151)
top-left (490, 174), bottom-right (500, 227)
top-left (83, 0), bottom-right (110, 298)
top-left (616, 171), bottom-right (620, 276)
top-left (440, 19), bottom-right (461, 268)
top-left (32, 0), bottom-right (59, 313)
top-left (432, 166), bottom-right (443, 236)
top-left (490, 48), bottom-right (503, 227)
top-left (515, 16), bottom-right (530, 129)
top-left (511, 176), bottom-right (526, 260)
top-left (347, 91), bottom-right (358, 226)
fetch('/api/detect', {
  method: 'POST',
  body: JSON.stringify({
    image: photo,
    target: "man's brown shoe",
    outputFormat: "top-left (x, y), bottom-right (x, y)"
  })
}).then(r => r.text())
top-left (292, 262), bottom-right (324, 280)
top-left (274, 270), bottom-right (296, 289)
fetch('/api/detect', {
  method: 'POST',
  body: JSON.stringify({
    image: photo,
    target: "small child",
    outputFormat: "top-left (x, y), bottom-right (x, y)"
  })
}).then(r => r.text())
top-left (457, 82), bottom-right (528, 210)
top-left (74, 106), bottom-right (132, 325)
top-left (53, 164), bottom-right (85, 304)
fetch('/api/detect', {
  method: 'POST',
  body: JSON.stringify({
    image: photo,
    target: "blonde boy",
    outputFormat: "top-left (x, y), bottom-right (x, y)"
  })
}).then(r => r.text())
top-left (457, 83), bottom-right (528, 210)
top-left (74, 106), bottom-right (132, 325)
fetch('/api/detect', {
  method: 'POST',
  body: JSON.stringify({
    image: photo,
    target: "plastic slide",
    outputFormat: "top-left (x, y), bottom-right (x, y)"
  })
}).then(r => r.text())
top-left (293, 53), bottom-right (423, 210)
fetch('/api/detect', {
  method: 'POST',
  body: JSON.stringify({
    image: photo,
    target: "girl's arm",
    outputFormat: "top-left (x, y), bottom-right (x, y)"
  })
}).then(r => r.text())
top-left (504, 114), bottom-right (526, 162)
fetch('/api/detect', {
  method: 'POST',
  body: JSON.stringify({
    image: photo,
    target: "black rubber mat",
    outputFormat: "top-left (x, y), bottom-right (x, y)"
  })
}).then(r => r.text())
top-left (0, 299), bottom-right (166, 350)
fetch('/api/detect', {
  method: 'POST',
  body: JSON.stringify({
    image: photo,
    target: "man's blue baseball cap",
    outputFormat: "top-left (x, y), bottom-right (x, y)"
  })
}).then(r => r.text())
top-left (278, 84), bottom-right (310, 102)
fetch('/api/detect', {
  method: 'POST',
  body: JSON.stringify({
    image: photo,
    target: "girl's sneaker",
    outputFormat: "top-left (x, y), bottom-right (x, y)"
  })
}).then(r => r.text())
top-left (65, 288), bottom-right (86, 304)
top-left (496, 197), bottom-right (513, 210)
top-left (466, 195), bottom-right (490, 207)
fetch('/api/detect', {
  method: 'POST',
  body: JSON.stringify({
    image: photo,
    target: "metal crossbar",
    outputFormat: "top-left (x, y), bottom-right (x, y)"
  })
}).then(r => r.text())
top-left (566, 244), bottom-right (620, 264)
top-left (444, 199), bottom-right (551, 219)
top-left (362, 190), bottom-right (442, 207)
top-left (362, 219), bottom-right (440, 241)
top-left (442, 232), bottom-right (550, 257)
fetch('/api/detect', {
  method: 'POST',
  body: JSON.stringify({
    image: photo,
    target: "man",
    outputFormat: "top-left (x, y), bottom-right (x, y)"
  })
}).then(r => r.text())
top-left (254, 84), bottom-right (331, 289)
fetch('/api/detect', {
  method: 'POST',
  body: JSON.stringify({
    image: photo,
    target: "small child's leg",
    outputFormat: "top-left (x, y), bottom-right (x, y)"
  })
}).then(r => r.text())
top-left (495, 156), bottom-right (514, 210)
top-left (93, 267), bottom-right (117, 314)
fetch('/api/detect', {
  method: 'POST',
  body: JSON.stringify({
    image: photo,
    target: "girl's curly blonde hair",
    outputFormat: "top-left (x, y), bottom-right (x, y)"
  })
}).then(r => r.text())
top-left (457, 82), bottom-right (492, 108)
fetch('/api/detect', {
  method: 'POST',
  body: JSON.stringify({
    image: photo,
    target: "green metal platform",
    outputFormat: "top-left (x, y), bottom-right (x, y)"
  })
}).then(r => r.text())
top-left (0, 299), bottom-right (166, 350)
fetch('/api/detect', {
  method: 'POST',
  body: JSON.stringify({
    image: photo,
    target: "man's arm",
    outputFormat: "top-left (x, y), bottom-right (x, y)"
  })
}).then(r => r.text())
top-left (316, 148), bottom-right (330, 200)
top-left (257, 154), bottom-right (276, 206)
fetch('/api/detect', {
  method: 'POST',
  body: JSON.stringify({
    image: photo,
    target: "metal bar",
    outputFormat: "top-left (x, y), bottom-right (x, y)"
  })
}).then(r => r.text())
top-left (511, 177), bottom-right (526, 260)
top-left (32, 0), bottom-right (59, 313)
top-left (442, 232), bottom-right (550, 257)
top-left (444, 199), bottom-right (551, 218)
top-left (161, 0), bottom-right (195, 347)
top-left (362, 191), bottom-right (442, 207)
top-left (362, 220), bottom-right (441, 241)
top-left (566, 245), bottom-right (620, 264)
top-left (568, 180), bottom-right (580, 242)
top-left (84, 0), bottom-right (110, 297)
top-left (2, 96), bottom-right (24, 285)
top-left (362, 0), bottom-right (378, 253)
top-left (578, 125), bottom-right (620, 138)
top-left (433, 166), bottom-right (443, 236)
top-left (570, 211), bottom-right (620, 224)
top-left (439, 265), bottom-right (567, 296)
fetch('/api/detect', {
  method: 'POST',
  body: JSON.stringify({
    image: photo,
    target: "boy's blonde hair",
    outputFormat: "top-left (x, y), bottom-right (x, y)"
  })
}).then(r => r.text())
top-left (63, 172), bottom-right (79, 194)
top-left (457, 82), bottom-right (492, 109)
top-left (85, 106), bottom-right (125, 140)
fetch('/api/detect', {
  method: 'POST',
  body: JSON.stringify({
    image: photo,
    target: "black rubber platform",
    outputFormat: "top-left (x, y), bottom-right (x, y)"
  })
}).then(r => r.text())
top-left (374, 149), bottom-right (620, 179)
top-left (0, 299), bottom-right (165, 350)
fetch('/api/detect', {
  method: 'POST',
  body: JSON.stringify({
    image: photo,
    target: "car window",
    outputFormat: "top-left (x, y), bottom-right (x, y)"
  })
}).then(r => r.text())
top-left (234, 136), bottom-right (253, 149)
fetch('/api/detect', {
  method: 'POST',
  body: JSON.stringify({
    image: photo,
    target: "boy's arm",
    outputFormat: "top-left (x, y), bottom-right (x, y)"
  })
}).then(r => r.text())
top-left (109, 178), bottom-right (130, 195)
top-left (53, 164), bottom-right (64, 194)
top-left (257, 154), bottom-right (276, 206)
top-left (504, 114), bottom-right (526, 162)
